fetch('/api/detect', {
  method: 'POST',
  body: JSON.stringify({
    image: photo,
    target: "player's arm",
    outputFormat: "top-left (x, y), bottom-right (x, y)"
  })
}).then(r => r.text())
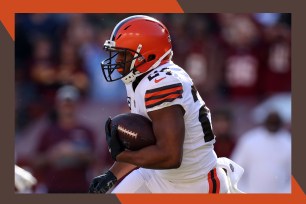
top-left (116, 104), bottom-right (185, 169)
top-left (109, 161), bottom-right (137, 179)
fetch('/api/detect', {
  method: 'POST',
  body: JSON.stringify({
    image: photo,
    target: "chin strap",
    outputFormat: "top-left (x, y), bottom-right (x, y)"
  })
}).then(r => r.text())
top-left (130, 44), bottom-right (143, 71)
top-left (121, 44), bottom-right (143, 84)
top-left (121, 71), bottom-right (138, 84)
top-left (121, 48), bottom-right (172, 84)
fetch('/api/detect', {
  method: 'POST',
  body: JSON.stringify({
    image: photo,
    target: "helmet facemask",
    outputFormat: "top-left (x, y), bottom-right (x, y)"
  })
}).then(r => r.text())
top-left (101, 41), bottom-right (146, 84)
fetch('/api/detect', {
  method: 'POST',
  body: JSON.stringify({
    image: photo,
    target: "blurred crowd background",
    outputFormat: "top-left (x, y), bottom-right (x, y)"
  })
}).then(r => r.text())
top-left (15, 13), bottom-right (291, 193)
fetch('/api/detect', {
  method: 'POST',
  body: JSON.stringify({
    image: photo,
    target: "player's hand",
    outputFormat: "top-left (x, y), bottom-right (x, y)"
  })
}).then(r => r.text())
top-left (105, 117), bottom-right (125, 160)
top-left (88, 171), bottom-right (117, 193)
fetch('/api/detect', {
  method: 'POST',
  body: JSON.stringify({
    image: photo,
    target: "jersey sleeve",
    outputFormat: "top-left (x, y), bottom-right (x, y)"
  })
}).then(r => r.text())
top-left (144, 74), bottom-right (184, 112)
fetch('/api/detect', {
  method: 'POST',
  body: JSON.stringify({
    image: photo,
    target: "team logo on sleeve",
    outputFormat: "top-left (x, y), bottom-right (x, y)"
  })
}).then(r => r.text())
top-left (127, 97), bottom-right (131, 109)
top-left (145, 83), bottom-right (183, 109)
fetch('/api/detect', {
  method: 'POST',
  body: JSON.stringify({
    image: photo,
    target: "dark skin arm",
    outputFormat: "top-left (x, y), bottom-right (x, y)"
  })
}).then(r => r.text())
top-left (116, 105), bottom-right (185, 169)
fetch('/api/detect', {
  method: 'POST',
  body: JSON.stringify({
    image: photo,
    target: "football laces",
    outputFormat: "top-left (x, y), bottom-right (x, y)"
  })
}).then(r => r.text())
top-left (118, 125), bottom-right (138, 139)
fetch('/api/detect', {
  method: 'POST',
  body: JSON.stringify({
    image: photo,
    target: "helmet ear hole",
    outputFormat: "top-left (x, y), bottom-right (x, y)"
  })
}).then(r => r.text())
top-left (147, 54), bottom-right (156, 62)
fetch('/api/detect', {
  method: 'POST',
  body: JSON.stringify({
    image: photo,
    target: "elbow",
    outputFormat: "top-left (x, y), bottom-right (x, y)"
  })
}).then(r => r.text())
top-left (170, 159), bottom-right (182, 169)
top-left (166, 152), bottom-right (183, 169)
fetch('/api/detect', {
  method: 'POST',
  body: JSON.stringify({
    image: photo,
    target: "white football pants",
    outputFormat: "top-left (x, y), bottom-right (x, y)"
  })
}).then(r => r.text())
top-left (111, 167), bottom-right (229, 193)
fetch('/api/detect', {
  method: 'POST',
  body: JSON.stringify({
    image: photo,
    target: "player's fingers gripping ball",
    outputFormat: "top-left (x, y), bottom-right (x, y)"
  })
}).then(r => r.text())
top-left (105, 117), bottom-right (125, 160)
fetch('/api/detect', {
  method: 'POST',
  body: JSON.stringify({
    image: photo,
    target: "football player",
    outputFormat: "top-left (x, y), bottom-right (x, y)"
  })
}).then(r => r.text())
top-left (89, 15), bottom-right (243, 193)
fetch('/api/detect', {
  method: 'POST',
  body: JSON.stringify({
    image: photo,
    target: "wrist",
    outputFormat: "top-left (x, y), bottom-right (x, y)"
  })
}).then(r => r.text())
top-left (106, 170), bottom-right (117, 182)
top-left (109, 162), bottom-right (136, 180)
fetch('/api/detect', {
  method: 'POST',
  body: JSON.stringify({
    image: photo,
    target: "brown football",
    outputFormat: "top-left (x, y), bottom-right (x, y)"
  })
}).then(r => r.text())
top-left (110, 113), bottom-right (156, 151)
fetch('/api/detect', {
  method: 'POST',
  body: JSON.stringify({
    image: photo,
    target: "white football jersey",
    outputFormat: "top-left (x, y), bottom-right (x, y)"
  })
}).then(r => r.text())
top-left (125, 61), bottom-right (217, 181)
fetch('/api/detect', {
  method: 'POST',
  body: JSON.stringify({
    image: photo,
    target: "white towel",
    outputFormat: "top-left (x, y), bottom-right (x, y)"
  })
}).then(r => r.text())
top-left (216, 157), bottom-right (245, 193)
top-left (15, 165), bottom-right (37, 192)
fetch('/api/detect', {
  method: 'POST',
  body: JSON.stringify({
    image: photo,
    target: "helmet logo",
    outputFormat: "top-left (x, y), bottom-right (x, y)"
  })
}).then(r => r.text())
top-left (138, 56), bottom-right (144, 62)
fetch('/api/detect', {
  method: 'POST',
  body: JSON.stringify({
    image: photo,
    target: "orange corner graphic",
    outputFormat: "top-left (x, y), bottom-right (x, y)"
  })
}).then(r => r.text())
top-left (117, 176), bottom-right (305, 204)
top-left (0, 0), bottom-right (14, 40)
top-left (0, 0), bottom-right (183, 40)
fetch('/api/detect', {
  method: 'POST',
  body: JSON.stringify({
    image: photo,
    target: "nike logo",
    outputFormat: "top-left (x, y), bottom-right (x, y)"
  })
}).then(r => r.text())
top-left (154, 77), bottom-right (166, 83)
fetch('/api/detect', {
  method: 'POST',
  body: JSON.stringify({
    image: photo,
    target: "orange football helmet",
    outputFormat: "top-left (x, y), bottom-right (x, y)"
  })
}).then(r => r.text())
top-left (101, 15), bottom-right (172, 84)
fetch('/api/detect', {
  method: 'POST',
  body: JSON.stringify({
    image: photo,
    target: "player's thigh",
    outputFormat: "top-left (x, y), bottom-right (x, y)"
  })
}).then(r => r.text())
top-left (111, 169), bottom-right (151, 193)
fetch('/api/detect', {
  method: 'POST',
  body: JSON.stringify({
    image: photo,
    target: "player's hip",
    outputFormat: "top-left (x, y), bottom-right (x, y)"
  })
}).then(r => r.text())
top-left (139, 167), bottom-right (229, 193)
top-left (154, 151), bottom-right (218, 182)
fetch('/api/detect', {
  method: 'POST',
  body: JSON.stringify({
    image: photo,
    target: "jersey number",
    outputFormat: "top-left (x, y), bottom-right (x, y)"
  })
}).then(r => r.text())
top-left (148, 68), bottom-right (172, 81)
top-left (191, 85), bottom-right (215, 143)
